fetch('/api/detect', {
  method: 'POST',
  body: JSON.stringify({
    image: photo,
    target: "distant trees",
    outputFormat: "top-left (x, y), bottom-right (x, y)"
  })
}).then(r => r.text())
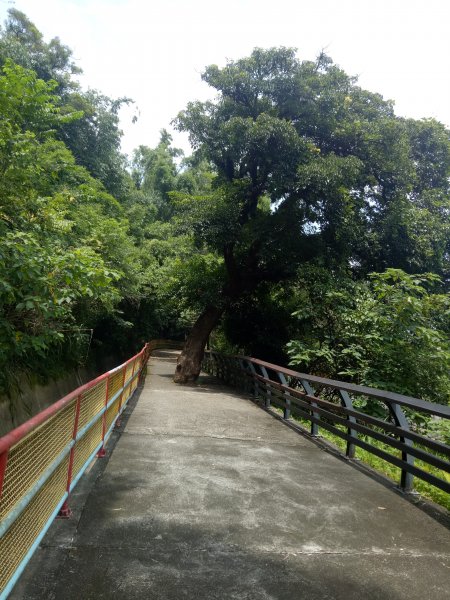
top-left (0, 8), bottom-right (81, 91)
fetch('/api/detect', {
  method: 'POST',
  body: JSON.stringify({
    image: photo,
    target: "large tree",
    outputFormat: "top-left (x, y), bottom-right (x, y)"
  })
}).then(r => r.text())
top-left (172, 47), bottom-right (450, 383)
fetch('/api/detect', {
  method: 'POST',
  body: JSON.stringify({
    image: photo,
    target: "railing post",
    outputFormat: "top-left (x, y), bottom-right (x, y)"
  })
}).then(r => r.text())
top-left (338, 390), bottom-right (357, 458)
top-left (137, 356), bottom-right (144, 385)
top-left (131, 356), bottom-right (137, 383)
top-left (115, 365), bottom-right (128, 429)
top-left (214, 355), bottom-right (220, 379)
top-left (224, 356), bottom-right (231, 384)
top-left (277, 372), bottom-right (291, 419)
top-left (230, 357), bottom-right (239, 387)
top-left (388, 402), bottom-right (414, 492)
top-left (228, 356), bottom-right (234, 384)
top-left (0, 450), bottom-right (9, 499)
top-left (202, 352), bottom-right (208, 374)
top-left (238, 359), bottom-right (248, 391)
top-left (97, 374), bottom-right (110, 458)
top-left (300, 379), bottom-right (320, 436)
top-left (247, 361), bottom-right (259, 399)
top-left (138, 344), bottom-right (150, 385)
top-left (59, 393), bottom-right (82, 518)
top-left (219, 355), bottom-right (226, 380)
top-left (259, 365), bottom-right (271, 408)
top-left (125, 357), bottom-right (138, 403)
top-left (211, 353), bottom-right (219, 377)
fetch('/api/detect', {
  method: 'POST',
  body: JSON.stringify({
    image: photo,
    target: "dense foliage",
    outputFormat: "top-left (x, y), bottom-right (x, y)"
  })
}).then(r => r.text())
top-left (0, 11), bottom-right (185, 401)
top-left (0, 10), bottom-right (448, 418)
top-left (172, 46), bottom-right (449, 385)
top-left (286, 269), bottom-right (449, 403)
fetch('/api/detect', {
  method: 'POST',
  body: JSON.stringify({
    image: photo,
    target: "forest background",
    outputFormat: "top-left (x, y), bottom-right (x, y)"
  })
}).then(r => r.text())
top-left (0, 9), bottom-right (448, 426)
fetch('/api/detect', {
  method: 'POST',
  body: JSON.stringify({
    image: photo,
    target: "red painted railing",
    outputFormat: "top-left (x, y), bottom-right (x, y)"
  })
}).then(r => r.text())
top-left (0, 340), bottom-right (182, 599)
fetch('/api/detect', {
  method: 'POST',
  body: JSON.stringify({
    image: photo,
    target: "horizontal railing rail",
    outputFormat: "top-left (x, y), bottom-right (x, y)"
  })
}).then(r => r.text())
top-left (202, 351), bottom-right (450, 497)
top-left (0, 339), bottom-right (183, 600)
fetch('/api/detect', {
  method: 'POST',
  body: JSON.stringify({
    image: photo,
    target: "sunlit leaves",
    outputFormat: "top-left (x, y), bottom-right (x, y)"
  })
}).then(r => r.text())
top-left (0, 232), bottom-right (120, 391)
top-left (0, 55), bottom-right (143, 393)
top-left (287, 268), bottom-right (449, 403)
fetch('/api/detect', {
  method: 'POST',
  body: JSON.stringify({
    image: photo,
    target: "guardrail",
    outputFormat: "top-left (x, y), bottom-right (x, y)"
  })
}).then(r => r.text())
top-left (0, 340), bottom-right (182, 599)
top-left (203, 351), bottom-right (450, 496)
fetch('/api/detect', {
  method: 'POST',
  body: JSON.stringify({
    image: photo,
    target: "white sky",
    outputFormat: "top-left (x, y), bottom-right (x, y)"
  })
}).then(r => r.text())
top-left (1, 0), bottom-right (449, 157)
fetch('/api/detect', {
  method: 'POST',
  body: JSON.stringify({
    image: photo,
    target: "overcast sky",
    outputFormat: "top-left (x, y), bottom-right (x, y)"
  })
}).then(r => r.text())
top-left (1, 0), bottom-right (449, 157)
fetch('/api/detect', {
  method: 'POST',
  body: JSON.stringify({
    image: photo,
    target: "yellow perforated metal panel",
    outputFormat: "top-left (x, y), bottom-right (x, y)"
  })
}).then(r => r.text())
top-left (0, 345), bottom-right (153, 597)
top-left (130, 361), bottom-right (139, 393)
top-left (78, 380), bottom-right (107, 431)
top-left (105, 397), bottom-right (120, 435)
top-left (71, 418), bottom-right (103, 480)
top-left (122, 384), bottom-right (131, 405)
top-left (124, 362), bottom-right (134, 385)
top-left (134, 356), bottom-right (142, 373)
top-left (0, 401), bottom-right (75, 521)
top-left (108, 369), bottom-right (124, 401)
top-left (121, 364), bottom-right (135, 406)
top-left (0, 456), bottom-right (69, 591)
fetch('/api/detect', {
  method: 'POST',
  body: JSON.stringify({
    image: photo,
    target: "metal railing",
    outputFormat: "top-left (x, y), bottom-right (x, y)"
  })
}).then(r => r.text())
top-left (0, 340), bottom-right (182, 599)
top-left (203, 351), bottom-right (450, 496)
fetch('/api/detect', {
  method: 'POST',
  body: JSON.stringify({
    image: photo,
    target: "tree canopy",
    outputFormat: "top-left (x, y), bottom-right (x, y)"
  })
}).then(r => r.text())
top-left (0, 10), bottom-right (448, 421)
top-left (171, 47), bottom-right (449, 383)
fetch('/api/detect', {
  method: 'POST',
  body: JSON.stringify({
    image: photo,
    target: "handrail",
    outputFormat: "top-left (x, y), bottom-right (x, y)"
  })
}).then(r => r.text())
top-left (0, 339), bottom-right (182, 599)
top-left (202, 350), bottom-right (450, 497)
top-left (0, 366), bottom-right (113, 457)
top-left (232, 355), bottom-right (450, 418)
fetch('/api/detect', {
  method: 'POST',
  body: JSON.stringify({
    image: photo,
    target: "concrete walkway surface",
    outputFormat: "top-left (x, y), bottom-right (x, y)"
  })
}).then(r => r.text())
top-left (10, 350), bottom-right (450, 599)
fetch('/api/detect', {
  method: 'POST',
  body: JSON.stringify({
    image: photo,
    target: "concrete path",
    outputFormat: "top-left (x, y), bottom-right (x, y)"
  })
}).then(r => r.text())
top-left (11, 351), bottom-right (450, 599)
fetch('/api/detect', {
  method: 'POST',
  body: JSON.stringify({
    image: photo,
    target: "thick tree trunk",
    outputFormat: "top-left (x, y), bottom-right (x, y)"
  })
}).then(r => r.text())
top-left (174, 304), bottom-right (225, 384)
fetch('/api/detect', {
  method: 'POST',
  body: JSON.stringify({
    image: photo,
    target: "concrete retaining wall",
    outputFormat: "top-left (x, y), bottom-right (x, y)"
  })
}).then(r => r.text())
top-left (0, 367), bottom-right (100, 437)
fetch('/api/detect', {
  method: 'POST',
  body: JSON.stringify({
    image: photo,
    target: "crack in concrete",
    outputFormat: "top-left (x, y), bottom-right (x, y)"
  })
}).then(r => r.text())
top-left (37, 542), bottom-right (450, 560)
top-left (120, 430), bottom-right (309, 447)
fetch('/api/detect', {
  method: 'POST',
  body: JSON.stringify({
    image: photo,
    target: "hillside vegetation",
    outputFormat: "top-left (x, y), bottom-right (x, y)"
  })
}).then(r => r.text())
top-left (0, 10), bottom-right (448, 420)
